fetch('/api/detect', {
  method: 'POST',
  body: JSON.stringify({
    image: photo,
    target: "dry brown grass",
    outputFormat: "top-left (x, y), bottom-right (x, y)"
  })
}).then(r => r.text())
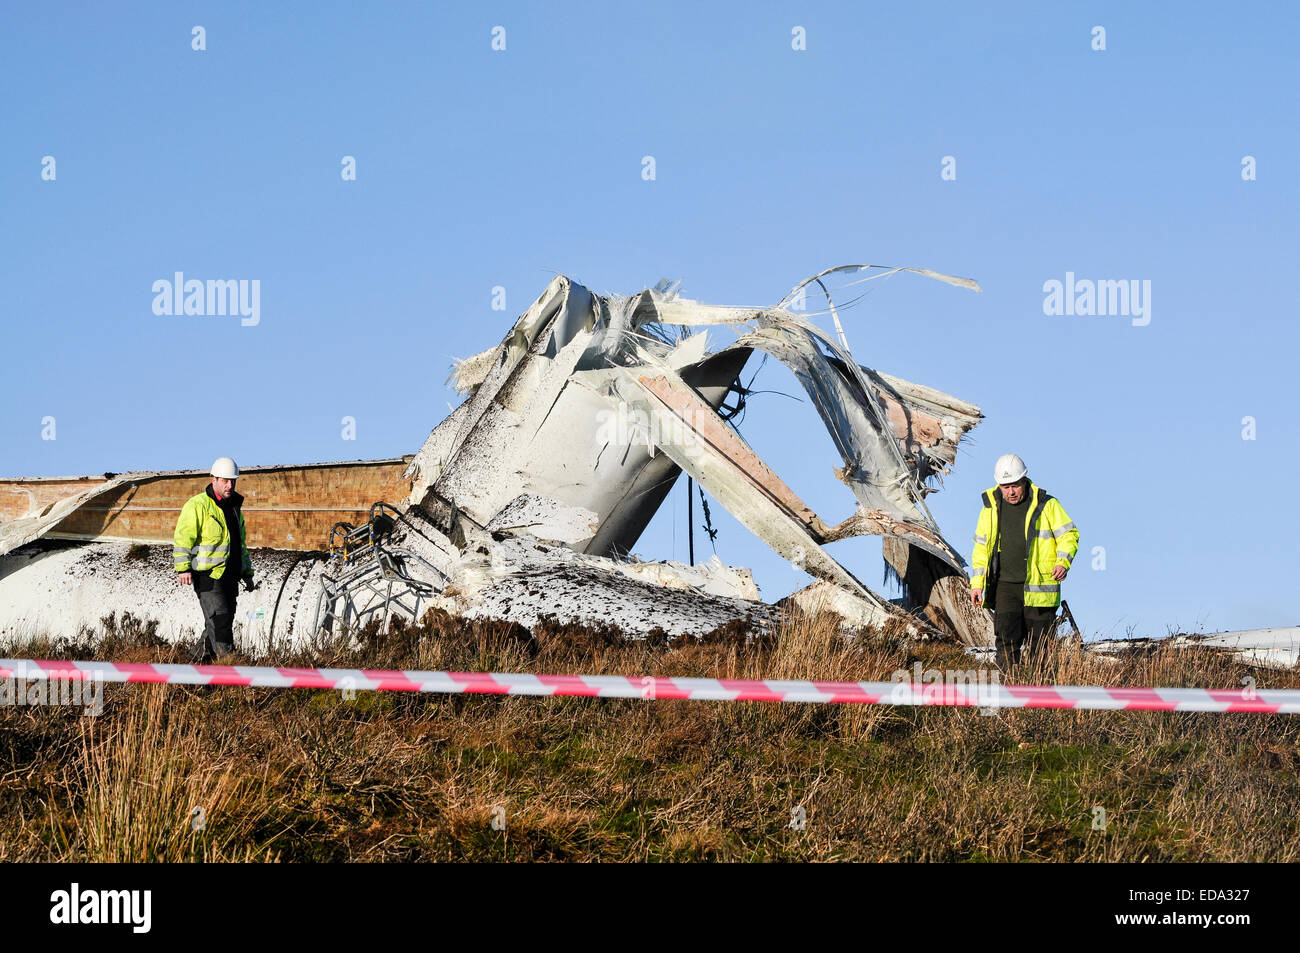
top-left (2, 604), bottom-right (1298, 862)
top-left (52, 685), bottom-right (283, 862)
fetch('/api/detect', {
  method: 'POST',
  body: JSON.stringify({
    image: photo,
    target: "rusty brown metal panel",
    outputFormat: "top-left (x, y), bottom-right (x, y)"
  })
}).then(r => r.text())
top-left (0, 477), bottom-right (110, 522)
top-left (0, 459), bottom-right (413, 552)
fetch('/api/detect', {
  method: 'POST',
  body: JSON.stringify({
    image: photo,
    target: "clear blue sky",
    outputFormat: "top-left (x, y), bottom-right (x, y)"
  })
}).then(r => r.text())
top-left (3, 2), bottom-right (1296, 638)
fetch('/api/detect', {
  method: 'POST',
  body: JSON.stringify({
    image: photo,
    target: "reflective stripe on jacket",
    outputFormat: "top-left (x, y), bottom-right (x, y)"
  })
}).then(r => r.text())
top-left (173, 487), bottom-right (250, 580)
top-left (970, 481), bottom-right (1078, 608)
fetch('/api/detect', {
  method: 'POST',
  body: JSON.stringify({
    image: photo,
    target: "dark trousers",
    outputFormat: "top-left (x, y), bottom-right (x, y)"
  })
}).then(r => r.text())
top-left (994, 580), bottom-right (1057, 670)
top-left (192, 571), bottom-right (239, 662)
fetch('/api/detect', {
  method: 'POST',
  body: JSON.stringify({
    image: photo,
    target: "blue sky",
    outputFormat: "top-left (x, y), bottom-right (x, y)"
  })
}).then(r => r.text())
top-left (3, 2), bottom-right (1296, 638)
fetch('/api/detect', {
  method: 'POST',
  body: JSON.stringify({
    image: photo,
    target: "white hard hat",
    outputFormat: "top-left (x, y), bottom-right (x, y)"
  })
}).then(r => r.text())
top-left (994, 453), bottom-right (1027, 484)
top-left (210, 457), bottom-right (239, 479)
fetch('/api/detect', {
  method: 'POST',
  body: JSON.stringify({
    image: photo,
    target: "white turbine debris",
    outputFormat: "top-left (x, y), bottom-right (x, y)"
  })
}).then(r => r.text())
top-left (1, 267), bottom-right (999, 651)
top-left (1086, 628), bottom-right (1300, 671)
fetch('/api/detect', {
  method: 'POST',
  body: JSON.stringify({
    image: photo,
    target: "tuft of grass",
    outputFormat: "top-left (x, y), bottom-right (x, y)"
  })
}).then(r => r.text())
top-left (48, 685), bottom-right (282, 862)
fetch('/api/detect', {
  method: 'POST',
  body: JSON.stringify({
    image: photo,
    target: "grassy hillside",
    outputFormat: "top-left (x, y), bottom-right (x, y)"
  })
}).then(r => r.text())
top-left (2, 608), bottom-right (1298, 862)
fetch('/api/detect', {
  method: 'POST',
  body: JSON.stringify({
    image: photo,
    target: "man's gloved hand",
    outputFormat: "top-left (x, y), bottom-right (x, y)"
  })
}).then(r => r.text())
top-left (242, 573), bottom-right (257, 592)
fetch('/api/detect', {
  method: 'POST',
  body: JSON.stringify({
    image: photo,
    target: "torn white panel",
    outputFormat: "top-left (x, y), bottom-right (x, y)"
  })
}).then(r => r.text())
top-left (782, 581), bottom-right (924, 636)
top-left (1087, 628), bottom-right (1300, 671)
top-left (0, 473), bottom-right (141, 558)
top-left (619, 554), bottom-right (760, 602)
top-left (438, 277), bottom-right (589, 466)
top-left (431, 329), bottom-right (597, 524)
top-left (484, 494), bottom-right (601, 548)
top-left (1190, 627), bottom-right (1300, 668)
top-left (870, 370), bottom-right (983, 481)
top-left (403, 399), bottom-right (474, 499)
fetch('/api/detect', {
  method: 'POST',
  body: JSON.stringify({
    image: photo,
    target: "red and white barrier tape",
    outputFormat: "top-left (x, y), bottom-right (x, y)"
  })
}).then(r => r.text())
top-left (0, 659), bottom-right (1296, 713)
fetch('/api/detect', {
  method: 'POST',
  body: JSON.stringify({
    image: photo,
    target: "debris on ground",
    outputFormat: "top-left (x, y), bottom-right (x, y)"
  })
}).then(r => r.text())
top-left (1, 267), bottom-right (996, 650)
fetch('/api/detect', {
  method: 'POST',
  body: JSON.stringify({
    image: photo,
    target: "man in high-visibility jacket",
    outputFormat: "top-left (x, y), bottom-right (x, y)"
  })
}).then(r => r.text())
top-left (174, 456), bottom-right (255, 662)
top-left (970, 453), bottom-right (1079, 669)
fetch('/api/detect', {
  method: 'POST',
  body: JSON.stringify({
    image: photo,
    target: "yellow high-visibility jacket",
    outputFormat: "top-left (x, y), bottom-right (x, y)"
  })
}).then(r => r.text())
top-left (173, 486), bottom-right (251, 580)
top-left (971, 481), bottom-right (1078, 608)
